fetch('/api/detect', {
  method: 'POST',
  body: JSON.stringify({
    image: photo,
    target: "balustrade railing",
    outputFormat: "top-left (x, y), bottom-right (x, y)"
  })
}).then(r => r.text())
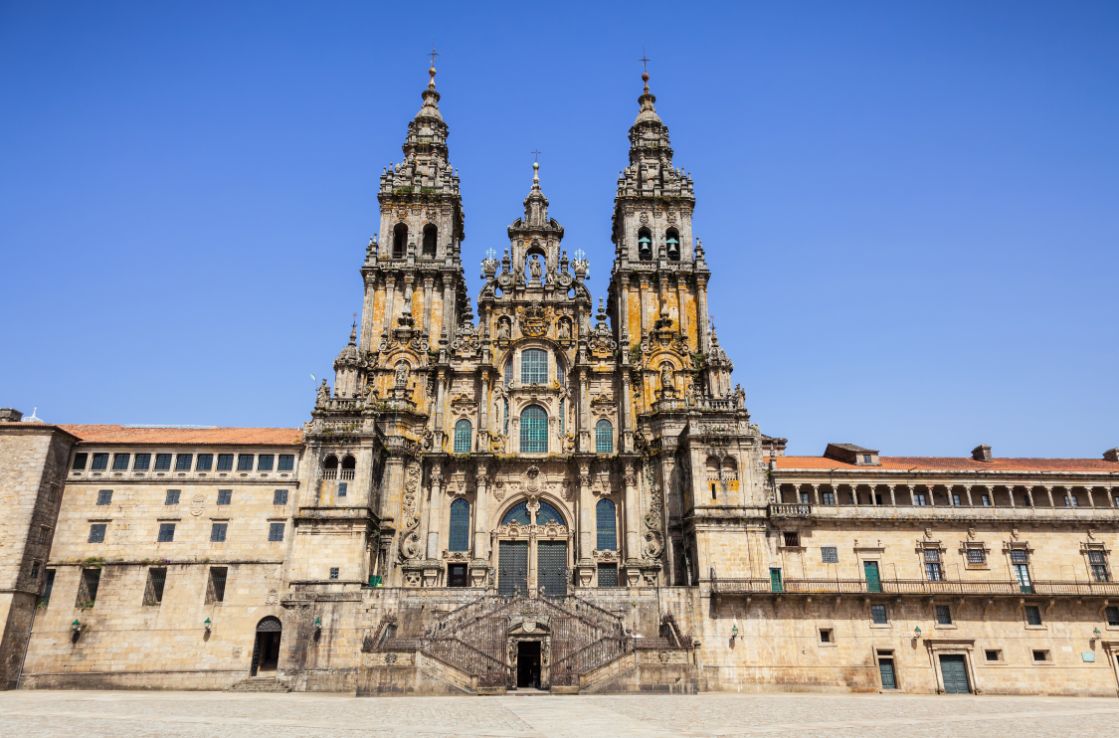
top-left (768, 503), bottom-right (812, 518)
top-left (710, 577), bottom-right (1119, 597)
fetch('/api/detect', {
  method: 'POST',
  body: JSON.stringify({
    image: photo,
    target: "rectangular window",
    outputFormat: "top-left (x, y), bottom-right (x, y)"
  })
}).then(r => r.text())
top-left (91, 453), bottom-right (109, 471)
top-left (782, 531), bottom-right (800, 547)
top-left (268, 522), bottom-right (285, 542)
top-left (818, 628), bottom-right (833, 644)
top-left (1010, 549), bottom-right (1029, 564)
top-left (39, 569), bottom-right (55, 607)
top-left (984, 649), bottom-right (1002, 662)
top-left (38, 525), bottom-right (51, 544)
top-left (923, 549), bottom-right (944, 581)
top-left (237, 454), bottom-right (254, 471)
top-left (821, 490), bottom-right (835, 505)
top-left (980, 493), bottom-right (991, 506)
top-left (935, 604), bottom-right (953, 625)
top-left (914, 492), bottom-right (928, 506)
top-left (77, 568), bottom-right (101, 607)
top-left (821, 546), bottom-right (839, 564)
top-left (598, 564), bottom-right (620, 588)
top-left (1105, 606), bottom-right (1119, 627)
top-left (1032, 649), bottom-right (1051, 662)
top-left (88, 523), bottom-right (107, 543)
top-left (951, 493), bottom-right (962, 506)
top-left (520, 349), bottom-right (548, 384)
top-left (30, 560), bottom-right (41, 579)
top-left (965, 546), bottom-right (987, 566)
top-left (870, 604), bottom-right (889, 625)
top-left (158, 522), bottom-right (176, 542)
top-left (216, 453), bottom-right (234, 471)
top-left (165, 489), bottom-right (181, 505)
top-left (447, 563), bottom-right (468, 587)
top-left (329, 567), bottom-right (340, 580)
top-left (257, 454), bottom-right (274, 471)
top-left (210, 522), bottom-right (228, 542)
top-left (175, 453), bottom-right (193, 471)
top-left (96, 489), bottom-right (113, 506)
top-left (154, 453), bottom-right (172, 471)
top-left (338, 482), bottom-right (348, 498)
top-left (277, 454), bottom-right (295, 471)
top-left (133, 452), bottom-right (151, 471)
top-left (273, 489), bottom-right (288, 505)
top-left (206, 566), bottom-right (228, 604)
top-left (217, 489), bottom-right (232, 505)
top-left (196, 453), bottom-right (213, 471)
top-left (1024, 604), bottom-right (1043, 626)
top-left (112, 453), bottom-right (131, 471)
top-left (1088, 550), bottom-right (1111, 582)
top-left (143, 567), bottom-right (167, 606)
top-left (72, 452), bottom-right (88, 470)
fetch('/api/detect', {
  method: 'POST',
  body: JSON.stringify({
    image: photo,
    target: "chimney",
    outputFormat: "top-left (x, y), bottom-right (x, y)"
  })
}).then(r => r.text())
top-left (1105, 448), bottom-right (1119, 462)
top-left (0, 408), bottom-right (23, 423)
top-left (971, 444), bottom-right (992, 462)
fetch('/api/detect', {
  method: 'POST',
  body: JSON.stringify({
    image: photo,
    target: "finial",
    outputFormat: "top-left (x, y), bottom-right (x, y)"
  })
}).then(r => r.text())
top-left (532, 160), bottom-right (540, 184)
top-left (349, 315), bottom-right (357, 344)
top-left (639, 51), bottom-right (651, 93)
top-left (428, 47), bottom-right (438, 88)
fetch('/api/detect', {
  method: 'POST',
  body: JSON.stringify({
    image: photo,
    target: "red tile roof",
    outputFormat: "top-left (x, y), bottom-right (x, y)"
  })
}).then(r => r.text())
top-left (776, 455), bottom-right (1117, 474)
top-left (60, 424), bottom-right (302, 446)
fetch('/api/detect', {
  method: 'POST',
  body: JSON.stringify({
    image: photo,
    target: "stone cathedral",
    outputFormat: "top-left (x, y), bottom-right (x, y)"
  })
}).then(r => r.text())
top-left (2, 67), bottom-right (1118, 698)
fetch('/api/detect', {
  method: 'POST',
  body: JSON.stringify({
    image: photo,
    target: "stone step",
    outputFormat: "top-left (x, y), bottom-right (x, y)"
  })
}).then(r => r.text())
top-left (228, 675), bottom-right (292, 692)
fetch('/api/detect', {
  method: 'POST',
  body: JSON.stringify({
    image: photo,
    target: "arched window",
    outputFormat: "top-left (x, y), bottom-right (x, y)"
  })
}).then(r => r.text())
top-left (536, 500), bottom-right (565, 525)
top-left (519, 405), bottom-right (548, 453)
top-left (665, 228), bottom-right (680, 261)
top-left (448, 498), bottom-right (470, 551)
top-left (637, 227), bottom-right (652, 261)
top-left (596, 498), bottom-right (617, 550)
top-left (322, 454), bottom-right (338, 479)
top-left (521, 348), bottom-right (547, 384)
top-left (392, 223), bottom-right (408, 258)
top-left (595, 419), bottom-right (613, 453)
top-left (453, 419), bottom-right (472, 453)
top-left (421, 224), bottom-right (437, 258)
top-left (501, 501), bottom-right (532, 526)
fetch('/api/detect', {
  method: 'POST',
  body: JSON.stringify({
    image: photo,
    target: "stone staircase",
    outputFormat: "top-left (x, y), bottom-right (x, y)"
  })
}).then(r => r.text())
top-left (228, 675), bottom-right (292, 692)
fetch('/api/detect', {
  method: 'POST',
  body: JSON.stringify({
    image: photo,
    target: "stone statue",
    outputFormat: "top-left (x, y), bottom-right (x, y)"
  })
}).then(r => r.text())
top-left (660, 362), bottom-right (675, 396)
top-left (316, 379), bottom-right (330, 405)
top-left (395, 363), bottom-right (409, 388)
top-left (558, 318), bottom-right (571, 340)
top-left (529, 255), bottom-right (542, 282)
top-left (497, 317), bottom-right (511, 340)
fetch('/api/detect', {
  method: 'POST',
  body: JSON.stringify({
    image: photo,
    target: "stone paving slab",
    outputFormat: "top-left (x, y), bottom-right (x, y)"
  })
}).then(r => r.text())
top-left (2, 690), bottom-right (1119, 737)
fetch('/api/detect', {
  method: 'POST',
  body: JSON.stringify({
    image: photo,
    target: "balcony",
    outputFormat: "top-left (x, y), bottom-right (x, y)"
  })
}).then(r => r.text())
top-left (768, 503), bottom-right (812, 519)
top-left (710, 577), bottom-right (1119, 598)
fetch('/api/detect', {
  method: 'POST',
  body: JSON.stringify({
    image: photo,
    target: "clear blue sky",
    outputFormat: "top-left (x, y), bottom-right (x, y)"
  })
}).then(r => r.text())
top-left (2, 1), bottom-right (1117, 457)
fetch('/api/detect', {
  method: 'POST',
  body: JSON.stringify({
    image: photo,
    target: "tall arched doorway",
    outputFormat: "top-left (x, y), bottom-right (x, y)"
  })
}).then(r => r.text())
top-left (496, 499), bottom-right (570, 597)
top-left (251, 616), bottom-right (282, 675)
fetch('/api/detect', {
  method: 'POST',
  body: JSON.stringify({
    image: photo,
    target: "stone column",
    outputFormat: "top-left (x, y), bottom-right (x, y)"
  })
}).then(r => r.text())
top-left (578, 461), bottom-right (594, 560)
top-left (422, 275), bottom-right (434, 333)
top-left (623, 461), bottom-right (641, 560)
top-left (696, 275), bottom-right (710, 352)
top-left (473, 461), bottom-right (490, 560)
top-left (383, 276), bottom-right (397, 335)
top-left (425, 464), bottom-right (444, 559)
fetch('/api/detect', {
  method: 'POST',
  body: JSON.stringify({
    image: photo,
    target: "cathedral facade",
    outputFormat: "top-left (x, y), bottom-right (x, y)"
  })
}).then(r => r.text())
top-left (2, 67), bottom-right (1118, 697)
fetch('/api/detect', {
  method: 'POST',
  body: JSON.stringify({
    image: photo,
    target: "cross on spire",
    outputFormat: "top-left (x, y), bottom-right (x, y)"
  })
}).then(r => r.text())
top-left (429, 47), bottom-right (439, 67)
top-left (638, 52), bottom-right (651, 73)
top-left (530, 149), bottom-right (542, 164)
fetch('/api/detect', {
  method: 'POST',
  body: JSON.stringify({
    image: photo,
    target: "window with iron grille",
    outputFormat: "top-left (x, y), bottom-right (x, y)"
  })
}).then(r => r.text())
top-left (237, 454), bottom-right (254, 471)
top-left (453, 419), bottom-right (472, 453)
top-left (91, 453), bottom-right (109, 471)
top-left (216, 454), bottom-right (234, 471)
top-left (1010, 549), bottom-right (1029, 564)
top-left (268, 522), bottom-right (285, 542)
top-left (965, 546), bottom-right (987, 566)
top-left (278, 454), bottom-right (295, 471)
top-left (72, 452), bottom-right (88, 470)
top-left (598, 564), bottom-right (619, 588)
top-left (210, 522), bottom-right (227, 542)
top-left (519, 405), bottom-right (548, 453)
top-left (1088, 550), bottom-right (1111, 582)
top-left (595, 419), bottom-right (613, 453)
top-left (923, 548), bottom-right (943, 581)
top-left (154, 453), bottom-right (172, 471)
top-left (133, 452), bottom-right (151, 470)
top-left (174, 454), bottom-right (193, 471)
top-left (217, 489), bottom-right (232, 505)
top-left (520, 349), bottom-right (547, 384)
top-left (448, 498), bottom-right (470, 551)
top-left (112, 453), bottom-right (131, 471)
top-left (196, 453), bottom-right (213, 471)
top-left (143, 567), bottom-right (167, 606)
top-left (165, 489), bottom-right (180, 505)
top-left (782, 531), bottom-right (801, 548)
top-left (870, 604), bottom-right (889, 624)
top-left (821, 546), bottom-right (839, 563)
top-left (96, 489), bottom-right (113, 506)
top-left (206, 567), bottom-right (227, 604)
top-left (935, 604), bottom-right (953, 625)
top-left (1105, 606), bottom-right (1119, 627)
top-left (596, 499), bottom-right (617, 550)
top-left (273, 489), bottom-right (288, 505)
top-left (88, 523), bottom-right (107, 543)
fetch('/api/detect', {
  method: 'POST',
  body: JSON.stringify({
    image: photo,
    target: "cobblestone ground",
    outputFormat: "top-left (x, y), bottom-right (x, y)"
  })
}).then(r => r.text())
top-left (2, 690), bottom-right (1119, 737)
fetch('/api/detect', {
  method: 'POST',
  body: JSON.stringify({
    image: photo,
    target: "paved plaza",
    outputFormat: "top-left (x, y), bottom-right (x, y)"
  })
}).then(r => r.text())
top-left (2, 690), bottom-right (1119, 737)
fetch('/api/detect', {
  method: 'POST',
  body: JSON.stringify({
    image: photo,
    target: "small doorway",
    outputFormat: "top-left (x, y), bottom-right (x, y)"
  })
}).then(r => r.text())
top-left (877, 651), bottom-right (897, 690)
top-left (939, 654), bottom-right (971, 694)
top-left (864, 561), bottom-right (882, 593)
top-left (251, 616), bottom-right (282, 676)
top-left (769, 567), bottom-right (783, 593)
top-left (447, 563), bottom-right (468, 587)
top-left (516, 641), bottom-right (542, 689)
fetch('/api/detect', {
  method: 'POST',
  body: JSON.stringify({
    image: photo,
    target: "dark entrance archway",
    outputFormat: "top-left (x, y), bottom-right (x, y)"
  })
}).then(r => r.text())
top-left (251, 616), bottom-right (282, 676)
top-left (516, 640), bottom-right (541, 689)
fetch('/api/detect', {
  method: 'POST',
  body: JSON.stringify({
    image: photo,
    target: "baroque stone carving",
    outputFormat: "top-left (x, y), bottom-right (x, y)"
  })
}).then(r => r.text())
top-left (398, 462), bottom-right (423, 562)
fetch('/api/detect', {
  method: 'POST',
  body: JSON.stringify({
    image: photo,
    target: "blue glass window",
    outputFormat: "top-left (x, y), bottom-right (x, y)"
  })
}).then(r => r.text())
top-left (501, 501), bottom-right (532, 526)
top-left (519, 405), bottom-right (548, 453)
top-left (521, 349), bottom-right (547, 384)
top-left (536, 501), bottom-right (565, 526)
top-left (595, 419), bottom-right (613, 453)
top-left (454, 419), bottom-right (472, 453)
top-left (449, 498), bottom-right (470, 551)
top-left (596, 499), bottom-right (617, 550)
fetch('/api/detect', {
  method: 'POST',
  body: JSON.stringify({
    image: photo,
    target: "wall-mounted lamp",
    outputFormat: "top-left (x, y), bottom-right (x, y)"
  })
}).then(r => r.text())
top-left (203, 617), bottom-right (212, 633)
top-left (70, 619), bottom-right (82, 642)
top-left (912, 626), bottom-right (922, 641)
top-left (1092, 626), bottom-right (1102, 645)
top-left (730, 623), bottom-right (739, 642)
top-left (314, 616), bottom-right (322, 633)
